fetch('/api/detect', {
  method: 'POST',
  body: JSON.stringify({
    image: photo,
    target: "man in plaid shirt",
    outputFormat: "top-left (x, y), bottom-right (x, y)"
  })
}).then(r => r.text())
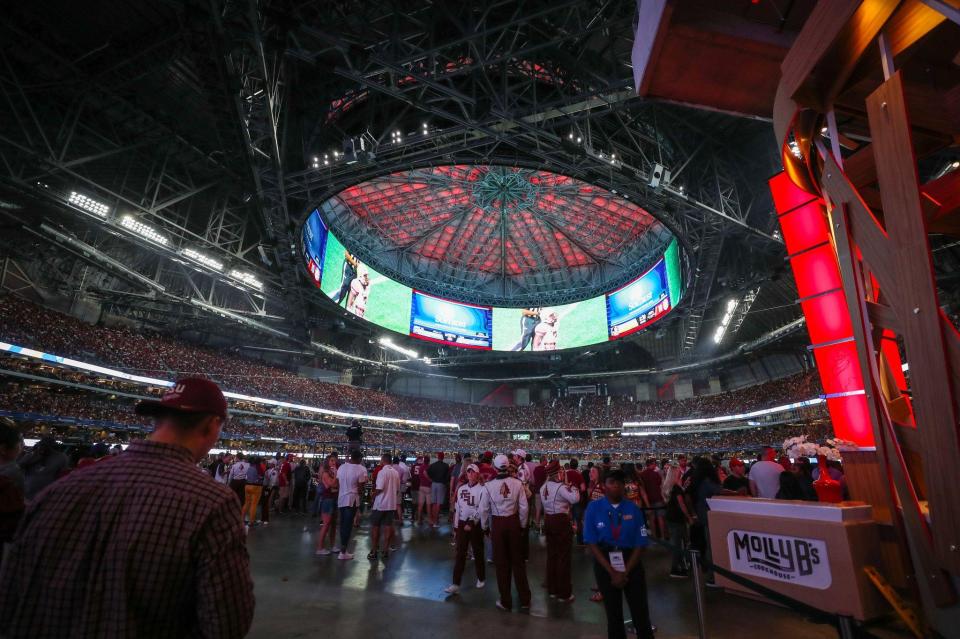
top-left (0, 377), bottom-right (254, 638)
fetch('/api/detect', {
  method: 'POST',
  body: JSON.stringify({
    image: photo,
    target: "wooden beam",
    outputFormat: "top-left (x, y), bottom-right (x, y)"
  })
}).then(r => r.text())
top-left (820, 150), bottom-right (898, 292)
top-left (780, 0), bottom-right (861, 107)
top-left (867, 71), bottom-right (960, 574)
top-left (867, 300), bottom-right (901, 333)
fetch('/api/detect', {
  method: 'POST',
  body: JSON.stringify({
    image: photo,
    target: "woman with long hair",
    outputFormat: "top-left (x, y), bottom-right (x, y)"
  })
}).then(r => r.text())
top-left (661, 465), bottom-right (694, 578)
top-left (314, 454), bottom-right (340, 555)
top-left (622, 463), bottom-right (643, 509)
top-left (587, 466), bottom-right (605, 502)
top-left (688, 457), bottom-right (739, 585)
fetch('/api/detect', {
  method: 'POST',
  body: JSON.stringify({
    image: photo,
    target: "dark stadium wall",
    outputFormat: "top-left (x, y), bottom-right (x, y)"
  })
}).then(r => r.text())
top-left (388, 375), bottom-right (498, 405)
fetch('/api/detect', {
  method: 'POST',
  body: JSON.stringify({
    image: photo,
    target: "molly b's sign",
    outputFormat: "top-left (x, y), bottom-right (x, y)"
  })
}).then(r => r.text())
top-left (726, 530), bottom-right (831, 589)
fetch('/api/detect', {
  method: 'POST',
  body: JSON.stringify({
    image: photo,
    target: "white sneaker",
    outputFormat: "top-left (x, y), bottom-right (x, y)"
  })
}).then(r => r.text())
top-left (337, 551), bottom-right (354, 560)
top-left (495, 600), bottom-right (509, 611)
top-left (331, 547), bottom-right (342, 553)
top-left (315, 548), bottom-right (331, 556)
top-left (444, 584), bottom-right (460, 594)
top-left (475, 579), bottom-right (485, 589)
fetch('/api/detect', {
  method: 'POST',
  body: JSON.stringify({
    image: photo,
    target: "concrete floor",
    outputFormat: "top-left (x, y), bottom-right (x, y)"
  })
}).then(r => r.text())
top-left (245, 514), bottom-right (903, 638)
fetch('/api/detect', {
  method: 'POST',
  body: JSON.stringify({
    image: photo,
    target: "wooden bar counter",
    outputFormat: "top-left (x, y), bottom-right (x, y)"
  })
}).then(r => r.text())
top-left (707, 497), bottom-right (888, 620)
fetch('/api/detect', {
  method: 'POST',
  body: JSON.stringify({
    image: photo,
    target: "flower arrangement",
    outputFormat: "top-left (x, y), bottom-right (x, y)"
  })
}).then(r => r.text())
top-left (782, 435), bottom-right (858, 461)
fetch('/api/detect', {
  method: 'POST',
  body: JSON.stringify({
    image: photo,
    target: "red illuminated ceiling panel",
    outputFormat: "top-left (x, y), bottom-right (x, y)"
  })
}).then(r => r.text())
top-left (330, 165), bottom-right (661, 278)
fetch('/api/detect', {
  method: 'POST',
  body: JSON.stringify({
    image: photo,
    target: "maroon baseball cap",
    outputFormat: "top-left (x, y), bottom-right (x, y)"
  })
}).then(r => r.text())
top-left (135, 377), bottom-right (228, 419)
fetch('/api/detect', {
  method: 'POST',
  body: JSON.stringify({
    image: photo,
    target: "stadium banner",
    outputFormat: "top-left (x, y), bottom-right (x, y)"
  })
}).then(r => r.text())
top-left (301, 209), bottom-right (328, 288)
top-left (409, 291), bottom-right (493, 349)
top-left (605, 255), bottom-right (672, 339)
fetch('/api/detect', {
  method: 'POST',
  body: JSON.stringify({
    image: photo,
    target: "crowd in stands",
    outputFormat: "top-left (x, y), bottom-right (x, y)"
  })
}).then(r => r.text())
top-left (2, 377), bottom-right (834, 459)
top-left (0, 295), bottom-right (823, 433)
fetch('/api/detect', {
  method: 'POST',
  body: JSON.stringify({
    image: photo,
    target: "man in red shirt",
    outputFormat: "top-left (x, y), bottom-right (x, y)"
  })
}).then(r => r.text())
top-left (478, 451), bottom-right (497, 483)
top-left (639, 459), bottom-right (665, 539)
top-left (415, 455), bottom-right (432, 525)
top-left (278, 454), bottom-right (293, 513)
top-left (531, 456), bottom-right (548, 530)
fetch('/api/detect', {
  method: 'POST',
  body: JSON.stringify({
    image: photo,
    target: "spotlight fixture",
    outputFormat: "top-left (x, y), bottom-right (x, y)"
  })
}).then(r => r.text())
top-left (68, 191), bottom-right (110, 217)
top-left (120, 215), bottom-right (168, 245)
top-left (181, 248), bottom-right (224, 272)
top-left (378, 337), bottom-right (418, 359)
top-left (714, 298), bottom-right (740, 344)
top-left (229, 269), bottom-right (263, 290)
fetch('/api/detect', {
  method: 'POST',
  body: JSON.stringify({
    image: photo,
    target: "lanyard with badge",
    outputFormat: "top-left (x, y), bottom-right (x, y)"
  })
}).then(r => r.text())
top-left (607, 509), bottom-right (627, 572)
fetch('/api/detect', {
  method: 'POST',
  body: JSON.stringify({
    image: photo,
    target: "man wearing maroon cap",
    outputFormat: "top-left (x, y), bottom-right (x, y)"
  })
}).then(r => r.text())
top-left (0, 378), bottom-right (254, 637)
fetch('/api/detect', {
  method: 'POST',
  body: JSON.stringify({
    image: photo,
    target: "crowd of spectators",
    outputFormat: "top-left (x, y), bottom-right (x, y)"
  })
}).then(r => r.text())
top-left (0, 295), bottom-right (822, 432)
top-left (2, 378), bottom-right (834, 460)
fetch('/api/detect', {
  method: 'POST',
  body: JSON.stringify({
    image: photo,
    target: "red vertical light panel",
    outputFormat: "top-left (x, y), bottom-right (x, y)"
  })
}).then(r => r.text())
top-left (769, 172), bottom-right (875, 447)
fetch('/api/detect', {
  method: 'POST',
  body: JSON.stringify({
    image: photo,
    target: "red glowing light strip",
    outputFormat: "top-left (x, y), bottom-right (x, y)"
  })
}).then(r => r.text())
top-left (769, 172), bottom-right (874, 447)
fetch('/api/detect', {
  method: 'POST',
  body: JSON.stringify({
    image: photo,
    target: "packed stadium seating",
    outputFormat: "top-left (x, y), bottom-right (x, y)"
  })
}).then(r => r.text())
top-left (1, 295), bottom-right (821, 418)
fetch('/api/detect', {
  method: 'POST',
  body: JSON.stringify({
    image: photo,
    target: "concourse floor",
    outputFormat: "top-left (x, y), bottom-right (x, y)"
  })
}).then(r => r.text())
top-left (245, 513), bottom-right (899, 638)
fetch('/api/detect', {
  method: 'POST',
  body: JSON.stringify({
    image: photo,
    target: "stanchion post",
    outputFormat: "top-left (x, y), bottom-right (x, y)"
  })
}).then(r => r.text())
top-left (838, 615), bottom-right (855, 639)
top-left (689, 549), bottom-right (708, 639)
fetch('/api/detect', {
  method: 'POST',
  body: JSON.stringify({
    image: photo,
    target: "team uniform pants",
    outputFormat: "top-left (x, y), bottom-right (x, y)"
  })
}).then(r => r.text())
top-left (335, 263), bottom-right (356, 304)
top-left (243, 484), bottom-right (262, 524)
top-left (544, 513), bottom-right (573, 599)
top-left (490, 514), bottom-right (531, 609)
top-left (452, 521), bottom-right (485, 585)
top-left (593, 549), bottom-right (653, 639)
top-left (516, 321), bottom-right (536, 351)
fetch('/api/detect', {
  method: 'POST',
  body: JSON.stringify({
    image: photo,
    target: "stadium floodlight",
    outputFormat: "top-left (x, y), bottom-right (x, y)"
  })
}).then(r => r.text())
top-left (68, 191), bottom-right (110, 217)
top-left (623, 397), bottom-right (825, 429)
top-left (229, 269), bottom-right (263, 291)
top-left (120, 215), bottom-right (168, 245)
top-left (181, 248), bottom-right (224, 272)
top-left (378, 337), bottom-right (418, 359)
top-left (714, 298), bottom-right (740, 343)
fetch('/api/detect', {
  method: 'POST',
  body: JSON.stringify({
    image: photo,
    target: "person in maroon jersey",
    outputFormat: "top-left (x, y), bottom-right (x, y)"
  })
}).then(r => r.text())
top-left (531, 456), bottom-right (548, 530)
top-left (639, 459), bottom-right (666, 539)
top-left (416, 455), bottom-right (432, 525)
top-left (478, 451), bottom-right (497, 483)
top-left (278, 454), bottom-right (293, 513)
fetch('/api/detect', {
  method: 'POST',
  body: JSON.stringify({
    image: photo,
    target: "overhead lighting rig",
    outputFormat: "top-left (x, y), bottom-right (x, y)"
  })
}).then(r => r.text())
top-left (229, 270), bottom-right (264, 291)
top-left (67, 191), bottom-right (110, 217)
top-left (120, 215), bottom-right (168, 246)
top-left (181, 248), bottom-right (224, 272)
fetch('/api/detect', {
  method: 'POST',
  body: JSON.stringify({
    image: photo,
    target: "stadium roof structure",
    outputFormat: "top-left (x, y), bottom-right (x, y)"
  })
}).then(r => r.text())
top-left (317, 165), bottom-right (675, 305)
top-left (6, 0), bottom-right (908, 378)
